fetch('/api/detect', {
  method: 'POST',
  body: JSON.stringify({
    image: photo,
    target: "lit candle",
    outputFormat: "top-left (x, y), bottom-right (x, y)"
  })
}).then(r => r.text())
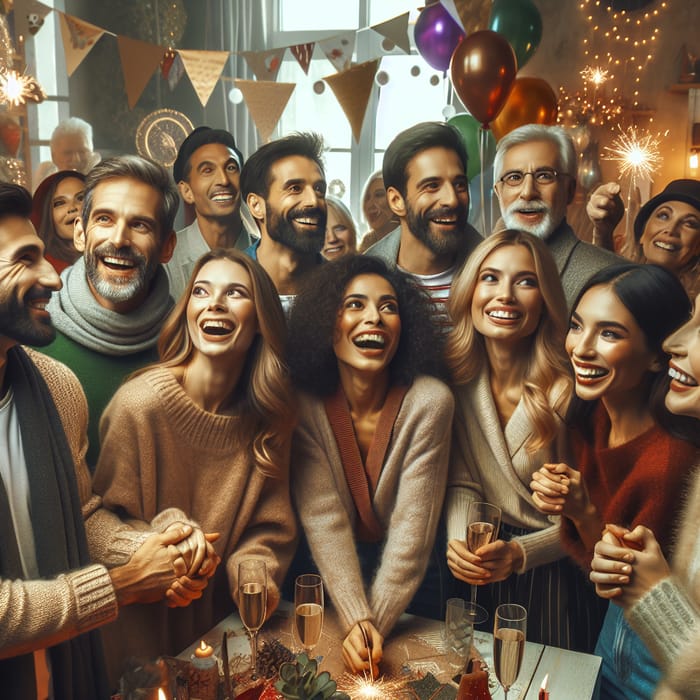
top-left (190, 640), bottom-right (219, 700)
top-left (194, 640), bottom-right (214, 660)
top-left (158, 690), bottom-right (167, 700)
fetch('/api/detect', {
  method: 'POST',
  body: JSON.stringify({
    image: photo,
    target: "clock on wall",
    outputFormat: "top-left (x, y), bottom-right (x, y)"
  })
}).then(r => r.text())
top-left (135, 109), bottom-right (194, 167)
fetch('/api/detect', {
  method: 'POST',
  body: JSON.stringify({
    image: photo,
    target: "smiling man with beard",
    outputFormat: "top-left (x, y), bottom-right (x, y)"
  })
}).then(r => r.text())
top-left (166, 126), bottom-right (258, 300)
top-left (493, 124), bottom-right (619, 309)
top-left (241, 132), bottom-right (327, 315)
top-left (42, 155), bottom-right (179, 468)
top-left (365, 122), bottom-right (482, 333)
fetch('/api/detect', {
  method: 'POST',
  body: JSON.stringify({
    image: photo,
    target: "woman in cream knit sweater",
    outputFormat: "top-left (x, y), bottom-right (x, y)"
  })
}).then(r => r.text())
top-left (92, 249), bottom-right (297, 683)
top-left (287, 255), bottom-right (453, 678)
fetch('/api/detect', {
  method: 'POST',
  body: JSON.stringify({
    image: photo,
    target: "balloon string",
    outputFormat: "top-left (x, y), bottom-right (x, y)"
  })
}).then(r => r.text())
top-left (479, 128), bottom-right (487, 236)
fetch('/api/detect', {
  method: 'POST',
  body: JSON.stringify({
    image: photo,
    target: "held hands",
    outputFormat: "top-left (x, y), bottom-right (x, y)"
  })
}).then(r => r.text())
top-left (342, 620), bottom-right (383, 677)
top-left (589, 524), bottom-right (671, 609)
top-left (587, 182), bottom-right (624, 247)
top-left (164, 529), bottom-right (221, 608)
top-left (447, 539), bottom-right (523, 584)
top-left (164, 521), bottom-right (221, 577)
top-left (530, 462), bottom-right (591, 522)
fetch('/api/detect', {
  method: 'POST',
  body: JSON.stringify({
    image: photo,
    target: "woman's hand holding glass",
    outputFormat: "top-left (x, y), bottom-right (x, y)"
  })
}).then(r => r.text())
top-left (342, 620), bottom-right (383, 678)
top-left (447, 538), bottom-right (523, 585)
top-left (590, 524), bottom-right (671, 609)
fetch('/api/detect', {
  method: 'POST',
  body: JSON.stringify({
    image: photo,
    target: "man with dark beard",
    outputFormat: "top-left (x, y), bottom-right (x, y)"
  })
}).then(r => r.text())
top-left (241, 132), bottom-right (327, 315)
top-left (493, 124), bottom-right (619, 308)
top-left (42, 155), bottom-right (179, 467)
top-left (365, 122), bottom-right (482, 332)
top-left (0, 183), bottom-right (207, 700)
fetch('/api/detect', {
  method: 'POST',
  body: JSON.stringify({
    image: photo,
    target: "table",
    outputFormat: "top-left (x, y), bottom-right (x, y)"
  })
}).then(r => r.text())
top-left (180, 603), bottom-right (601, 699)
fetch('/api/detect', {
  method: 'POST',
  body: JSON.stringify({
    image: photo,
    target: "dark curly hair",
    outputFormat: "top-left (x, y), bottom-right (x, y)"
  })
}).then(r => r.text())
top-left (287, 255), bottom-right (444, 396)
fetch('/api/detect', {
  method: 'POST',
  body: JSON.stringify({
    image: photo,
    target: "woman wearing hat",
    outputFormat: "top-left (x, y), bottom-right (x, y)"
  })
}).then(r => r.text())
top-left (30, 170), bottom-right (86, 273)
top-left (587, 179), bottom-right (700, 298)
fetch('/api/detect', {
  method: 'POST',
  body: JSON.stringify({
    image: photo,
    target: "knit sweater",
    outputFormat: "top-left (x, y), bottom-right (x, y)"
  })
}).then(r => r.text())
top-left (447, 369), bottom-right (569, 572)
top-left (561, 405), bottom-right (698, 569)
top-left (291, 375), bottom-right (454, 637)
top-left (91, 366), bottom-right (297, 672)
top-left (0, 349), bottom-right (145, 658)
top-left (626, 457), bottom-right (700, 700)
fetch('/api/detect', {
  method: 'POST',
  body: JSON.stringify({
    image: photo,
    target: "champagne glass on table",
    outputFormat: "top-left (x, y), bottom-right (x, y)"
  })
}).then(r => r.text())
top-left (493, 604), bottom-right (527, 700)
top-left (466, 501), bottom-right (501, 607)
top-left (238, 559), bottom-right (267, 678)
top-left (294, 574), bottom-right (324, 655)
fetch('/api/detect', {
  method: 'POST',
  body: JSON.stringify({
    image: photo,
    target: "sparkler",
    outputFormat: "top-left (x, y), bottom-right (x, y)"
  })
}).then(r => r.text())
top-left (580, 66), bottom-right (609, 86)
top-left (336, 672), bottom-right (407, 699)
top-left (0, 69), bottom-right (46, 107)
top-left (604, 125), bottom-right (662, 183)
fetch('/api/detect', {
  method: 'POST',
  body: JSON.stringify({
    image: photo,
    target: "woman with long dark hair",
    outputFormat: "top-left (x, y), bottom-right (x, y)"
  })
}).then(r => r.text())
top-left (287, 254), bottom-right (452, 676)
top-left (531, 263), bottom-right (697, 698)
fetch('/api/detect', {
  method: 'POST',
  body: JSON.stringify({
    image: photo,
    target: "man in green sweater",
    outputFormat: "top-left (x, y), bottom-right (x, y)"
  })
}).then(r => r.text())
top-left (43, 155), bottom-right (179, 468)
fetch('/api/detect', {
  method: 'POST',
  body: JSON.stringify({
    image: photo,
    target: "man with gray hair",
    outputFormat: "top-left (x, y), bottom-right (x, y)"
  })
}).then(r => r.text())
top-left (493, 123), bottom-right (619, 307)
top-left (42, 155), bottom-right (178, 467)
top-left (33, 117), bottom-right (100, 188)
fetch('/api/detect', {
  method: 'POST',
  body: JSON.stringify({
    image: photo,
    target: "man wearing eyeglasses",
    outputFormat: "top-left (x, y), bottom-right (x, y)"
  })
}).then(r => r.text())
top-left (493, 124), bottom-right (620, 308)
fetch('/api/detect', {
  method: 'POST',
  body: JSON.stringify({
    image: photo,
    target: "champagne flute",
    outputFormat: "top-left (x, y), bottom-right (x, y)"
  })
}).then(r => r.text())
top-left (493, 604), bottom-right (527, 700)
top-left (238, 559), bottom-right (267, 679)
top-left (466, 501), bottom-right (501, 606)
top-left (294, 574), bottom-right (324, 654)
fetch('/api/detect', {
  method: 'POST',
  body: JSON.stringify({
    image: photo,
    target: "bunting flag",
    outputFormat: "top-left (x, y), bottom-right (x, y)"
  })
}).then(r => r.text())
top-left (323, 58), bottom-right (379, 142)
top-left (235, 79), bottom-right (295, 143)
top-left (370, 12), bottom-right (410, 54)
top-left (58, 12), bottom-right (105, 76)
top-left (13, 0), bottom-right (51, 39)
top-left (318, 31), bottom-right (355, 72)
top-left (290, 42), bottom-right (315, 74)
top-left (240, 48), bottom-right (285, 82)
top-left (178, 49), bottom-right (229, 106)
top-left (441, 0), bottom-right (491, 35)
top-left (117, 35), bottom-right (166, 109)
top-left (167, 51), bottom-right (185, 91)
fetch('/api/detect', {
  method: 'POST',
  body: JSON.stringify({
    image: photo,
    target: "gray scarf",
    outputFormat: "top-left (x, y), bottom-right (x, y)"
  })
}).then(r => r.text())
top-left (48, 256), bottom-right (174, 356)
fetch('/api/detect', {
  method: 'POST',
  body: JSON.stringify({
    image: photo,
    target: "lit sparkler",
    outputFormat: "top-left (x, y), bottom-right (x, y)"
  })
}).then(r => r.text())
top-left (580, 66), bottom-right (609, 86)
top-left (337, 672), bottom-right (407, 699)
top-left (0, 69), bottom-right (46, 107)
top-left (604, 125), bottom-right (662, 183)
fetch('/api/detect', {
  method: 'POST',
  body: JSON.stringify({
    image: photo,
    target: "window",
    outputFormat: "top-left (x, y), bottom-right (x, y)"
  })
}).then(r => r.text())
top-left (273, 0), bottom-right (451, 230)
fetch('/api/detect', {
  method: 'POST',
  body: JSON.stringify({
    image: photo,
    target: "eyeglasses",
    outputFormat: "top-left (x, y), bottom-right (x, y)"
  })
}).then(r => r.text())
top-left (498, 168), bottom-right (561, 188)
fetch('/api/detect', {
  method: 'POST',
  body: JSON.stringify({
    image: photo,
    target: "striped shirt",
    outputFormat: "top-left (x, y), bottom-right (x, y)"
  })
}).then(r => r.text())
top-left (399, 263), bottom-right (458, 333)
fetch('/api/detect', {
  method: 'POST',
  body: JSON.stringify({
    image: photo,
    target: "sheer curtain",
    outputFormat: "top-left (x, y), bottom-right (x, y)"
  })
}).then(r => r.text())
top-left (206, 0), bottom-right (272, 160)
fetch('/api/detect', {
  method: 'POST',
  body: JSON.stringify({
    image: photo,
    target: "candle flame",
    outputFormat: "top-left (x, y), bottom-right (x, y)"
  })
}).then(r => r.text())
top-left (158, 689), bottom-right (167, 700)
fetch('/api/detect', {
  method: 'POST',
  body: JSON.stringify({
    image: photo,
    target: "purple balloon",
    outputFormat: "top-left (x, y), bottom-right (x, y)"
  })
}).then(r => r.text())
top-left (414, 3), bottom-right (465, 72)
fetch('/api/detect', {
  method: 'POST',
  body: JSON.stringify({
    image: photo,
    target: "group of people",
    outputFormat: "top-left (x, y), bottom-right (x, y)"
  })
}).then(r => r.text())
top-left (1, 116), bottom-right (699, 700)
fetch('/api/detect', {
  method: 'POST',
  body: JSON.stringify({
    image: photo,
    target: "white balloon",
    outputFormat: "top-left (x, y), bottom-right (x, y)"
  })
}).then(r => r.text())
top-left (228, 88), bottom-right (244, 104)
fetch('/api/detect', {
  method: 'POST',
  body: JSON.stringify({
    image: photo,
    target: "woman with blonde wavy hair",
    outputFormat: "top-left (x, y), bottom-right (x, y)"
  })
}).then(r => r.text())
top-left (92, 248), bottom-right (297, 682)
top-left (445, 229), bottom-right (605, 651)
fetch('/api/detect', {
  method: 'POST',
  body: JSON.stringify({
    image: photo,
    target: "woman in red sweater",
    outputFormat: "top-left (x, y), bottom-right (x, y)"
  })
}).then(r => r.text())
top-left (530, 263), bottom-right (696, 699)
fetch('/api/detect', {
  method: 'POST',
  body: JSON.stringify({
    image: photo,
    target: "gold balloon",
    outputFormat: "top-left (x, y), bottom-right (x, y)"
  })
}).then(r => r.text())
top-left (491, 77), bottom-right (558, 141)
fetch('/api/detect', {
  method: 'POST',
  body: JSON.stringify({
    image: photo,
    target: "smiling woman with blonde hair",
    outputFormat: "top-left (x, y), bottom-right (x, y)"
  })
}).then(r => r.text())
top-left (92, 248), bottom-right (297, 684)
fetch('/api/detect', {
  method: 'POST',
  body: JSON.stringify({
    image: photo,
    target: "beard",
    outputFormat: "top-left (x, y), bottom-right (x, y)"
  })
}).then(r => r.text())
top-left (502, 200), bottom-right (557, 240)
top-left (0, 286), bottom-right (56, 346)
top-left (406, 202), bottom-right (468, 257)
top-left (266, 202), bottom-right (326, 255)
top-left (84, 241), bottom-right (158, 304)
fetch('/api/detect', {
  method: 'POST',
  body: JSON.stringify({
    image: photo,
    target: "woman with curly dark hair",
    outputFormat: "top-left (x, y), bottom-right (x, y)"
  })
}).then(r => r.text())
top-left (287, 255), bottom-right (453, 677)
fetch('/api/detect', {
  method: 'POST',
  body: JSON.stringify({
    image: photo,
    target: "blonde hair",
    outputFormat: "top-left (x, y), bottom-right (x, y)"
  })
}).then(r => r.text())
top-left (446, 230), bottom-right (572, 451)
top-left (153, 248), bottom-right (294, 478)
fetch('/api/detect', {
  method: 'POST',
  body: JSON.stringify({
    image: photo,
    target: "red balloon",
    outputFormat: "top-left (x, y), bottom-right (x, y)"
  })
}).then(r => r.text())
top-left (450, 30), bottom-right (517, 129)
top-left (491, 77), bottom-right (558, 141)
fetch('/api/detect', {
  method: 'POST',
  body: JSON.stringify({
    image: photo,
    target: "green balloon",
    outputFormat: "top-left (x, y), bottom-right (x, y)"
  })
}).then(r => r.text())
top-left (447, 113), bottom-right (496, 181)
top-left (489, 0), bottom-right (543, 69)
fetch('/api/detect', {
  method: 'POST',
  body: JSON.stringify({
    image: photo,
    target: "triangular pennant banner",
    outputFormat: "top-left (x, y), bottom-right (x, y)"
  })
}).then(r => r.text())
top-left (13, 0), bottom-right (51, 39)
top-left (240, 48), bottom-right (285, 82)
top-left (167, 51), bottom-right (185, 91)
top-left (318, 31), bottom-right (355, 72)
top-left (58, 12), bottom-right (105, 76)
top-left (178, 49), bottom-right (229, 106)
top-left (290, 42), bottom-right (315, 74)
top-left (323, 59), bottom-right (379, 143)
top-left (235, 79), bottom-right (295, 143)
top-left (371, 12), bottom-right (410, 54)
top-left (441, 0), bottom-right (491, 35)
top-left (117, 35), bottom-right (166, 109)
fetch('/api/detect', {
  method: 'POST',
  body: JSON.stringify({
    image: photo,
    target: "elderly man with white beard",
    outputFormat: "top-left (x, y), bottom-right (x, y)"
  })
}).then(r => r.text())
top-left (493, 124), bottom-right (620, 309)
